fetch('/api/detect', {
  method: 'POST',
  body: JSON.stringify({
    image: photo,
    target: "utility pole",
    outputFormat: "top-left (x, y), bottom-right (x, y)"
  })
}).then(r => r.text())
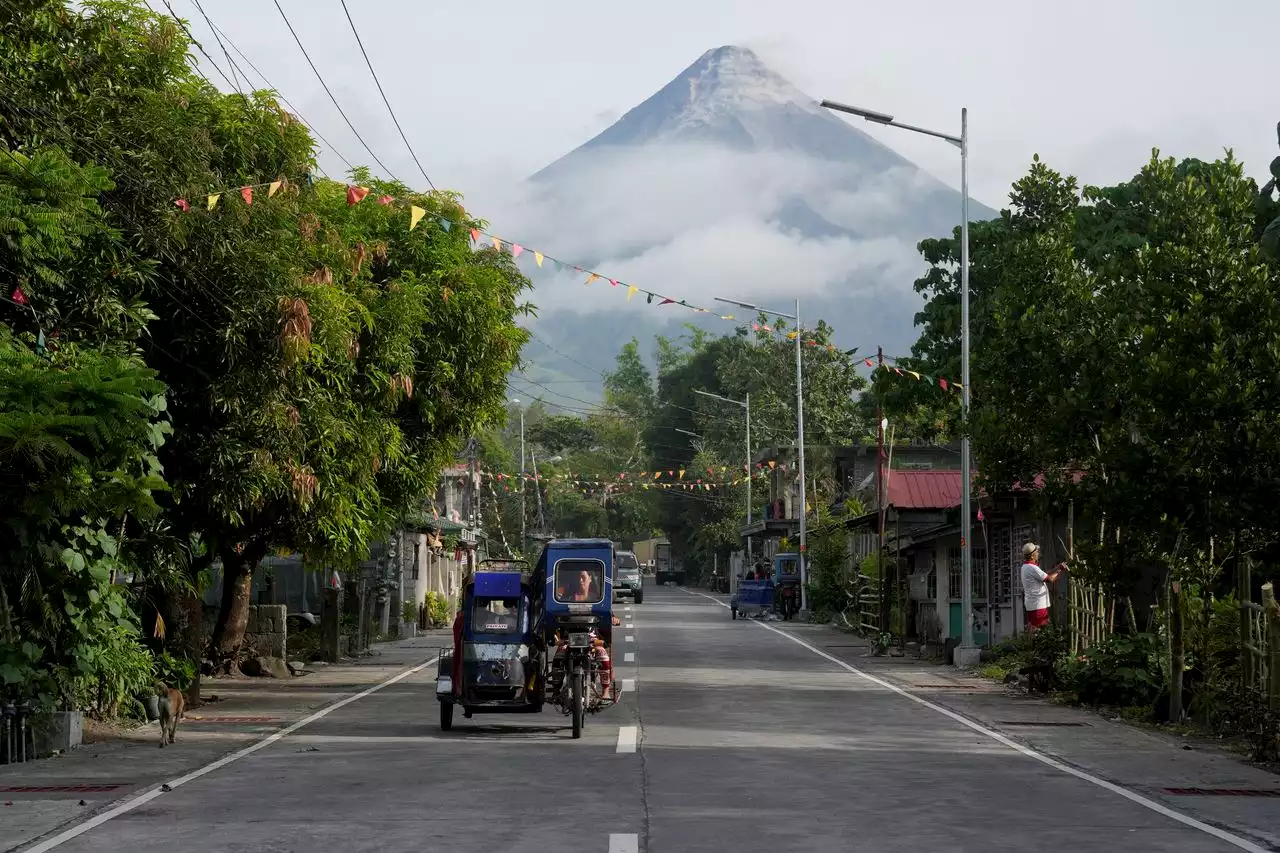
top-left (877, 345), bottom-right (888, 632)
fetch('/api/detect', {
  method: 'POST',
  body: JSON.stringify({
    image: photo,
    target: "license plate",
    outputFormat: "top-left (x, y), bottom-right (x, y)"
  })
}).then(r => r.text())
top-left (568, 632), bottom-right (591, 648)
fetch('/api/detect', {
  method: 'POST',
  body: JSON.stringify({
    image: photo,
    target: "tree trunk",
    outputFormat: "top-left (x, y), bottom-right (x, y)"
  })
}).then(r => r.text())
top-left (1169, 580), bottom-right (1185, 724)
top-left (209, 544), bottom-right (265, 670)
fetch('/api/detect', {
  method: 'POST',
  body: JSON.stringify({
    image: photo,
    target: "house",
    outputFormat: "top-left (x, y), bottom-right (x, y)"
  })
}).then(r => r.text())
top-left (844, 462), bottom-right (1075, 649)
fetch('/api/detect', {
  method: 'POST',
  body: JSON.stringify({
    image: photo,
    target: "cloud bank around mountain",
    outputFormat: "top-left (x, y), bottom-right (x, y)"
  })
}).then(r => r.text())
top-left (476, 142), bottom-right (940, 319)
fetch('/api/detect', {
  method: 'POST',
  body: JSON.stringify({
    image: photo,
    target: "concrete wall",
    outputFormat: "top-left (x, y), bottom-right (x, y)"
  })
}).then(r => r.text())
top-left (202, 604), bottom-right (287, 659)
top-left (406, 533), bottom-right (464, 612)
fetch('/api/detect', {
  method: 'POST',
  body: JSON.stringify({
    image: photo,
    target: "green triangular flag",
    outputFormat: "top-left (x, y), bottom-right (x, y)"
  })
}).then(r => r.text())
top-left (438, 218), bottom-right (452, 231)
top-left (36, 329), bottom-right (45, 355)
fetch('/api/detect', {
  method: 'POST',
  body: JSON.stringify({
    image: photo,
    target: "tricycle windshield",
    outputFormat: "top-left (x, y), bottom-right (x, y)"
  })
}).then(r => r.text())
top-left (553, 559), bottom-right (604, 604)
top-left (472, 596), bottom-right (522, 634)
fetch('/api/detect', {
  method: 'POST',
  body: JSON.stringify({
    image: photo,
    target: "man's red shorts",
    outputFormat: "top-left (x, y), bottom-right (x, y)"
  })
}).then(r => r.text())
top-left (1027, 608), bottom-right (1050, 629)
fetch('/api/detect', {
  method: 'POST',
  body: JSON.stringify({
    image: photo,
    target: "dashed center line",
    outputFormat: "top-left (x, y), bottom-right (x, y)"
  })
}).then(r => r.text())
top-left (615, 725), bottom-right (638, 753)
top-left (624, 635), bottom-right (634, 642)
top-left (622, 678), bottom-right (636, 693)
top-left (609, 833), bottom-right (639, 853)
top-left (624, 652), bottom-right (635, 663)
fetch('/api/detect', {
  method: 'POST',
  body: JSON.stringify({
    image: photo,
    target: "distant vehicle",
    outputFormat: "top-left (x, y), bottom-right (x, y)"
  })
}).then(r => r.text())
top-left (655, 542), bottom-right (685, 586)
top-left (614, 550), bottom-right (644, 604)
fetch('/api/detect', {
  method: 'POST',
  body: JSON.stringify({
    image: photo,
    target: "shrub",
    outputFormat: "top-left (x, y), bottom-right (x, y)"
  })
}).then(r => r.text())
top-left (1059, 632), bottom-right (1163, 707)
top-left (424, 591), bottom-right (451, 627)
top-left (402, 600), bottom-right (418, 623)
top-left (154, 651), bottom-right (195, 692)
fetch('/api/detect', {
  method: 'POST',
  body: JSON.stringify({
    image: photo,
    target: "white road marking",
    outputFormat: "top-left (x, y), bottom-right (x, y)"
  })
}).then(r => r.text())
top-left (622, 678), bottom-right (636, 693)
top-left (626, 622), bottom-right (634, 628)
top-left (24, 655), bottom-right (441, 852)
top-left (625, 635), bottom-right (634, 642)
top-left (609, 832), bottom-right (640, 853)
top-left (615, 725), bottom-right (638, 753)
top-left (682, 589), bottom-right (1269, 853)
top-left (624, 652), bottom-right (635, 663)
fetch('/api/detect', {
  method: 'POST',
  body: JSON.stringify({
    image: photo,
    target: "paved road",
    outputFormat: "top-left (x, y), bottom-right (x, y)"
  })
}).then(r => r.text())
top-left (16, 587), bottom-right (1272, 853)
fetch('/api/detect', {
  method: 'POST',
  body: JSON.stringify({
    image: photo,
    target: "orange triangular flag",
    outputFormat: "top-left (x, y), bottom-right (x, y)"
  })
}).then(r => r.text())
top-left (347, 185), bottom-right (370, 206)
top-left (586, 273), bottom-right (599, 285)
top-left (492, 236), bottom-right (503, 251)
top-left (241, 186), bottom-right (253, 205)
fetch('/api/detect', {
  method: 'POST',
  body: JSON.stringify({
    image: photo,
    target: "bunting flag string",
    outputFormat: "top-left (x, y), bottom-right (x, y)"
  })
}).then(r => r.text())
top-left (172, 175), bottom-right (851, 349)
top-left (476, 463), bottom-right (786, 490)
top-left (859, 352), bottom-right (965, 396)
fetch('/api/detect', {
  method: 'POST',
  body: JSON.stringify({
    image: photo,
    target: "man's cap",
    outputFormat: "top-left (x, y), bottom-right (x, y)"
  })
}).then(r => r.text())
top-left (1022, 542), bottom-right (1040, 558)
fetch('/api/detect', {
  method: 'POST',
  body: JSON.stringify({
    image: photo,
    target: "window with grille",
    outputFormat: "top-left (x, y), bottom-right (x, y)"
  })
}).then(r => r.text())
top-left (948, 547), bottom-right (989, 600)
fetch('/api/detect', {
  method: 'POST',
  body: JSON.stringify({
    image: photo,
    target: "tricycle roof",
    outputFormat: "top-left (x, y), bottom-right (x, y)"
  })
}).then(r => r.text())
top-left (471, 570), bottom-right (527, 598)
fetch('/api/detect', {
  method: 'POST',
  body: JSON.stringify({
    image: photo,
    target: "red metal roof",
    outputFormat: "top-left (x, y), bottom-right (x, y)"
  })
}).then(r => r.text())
top-left (885, 470), bottom-right (964, 510)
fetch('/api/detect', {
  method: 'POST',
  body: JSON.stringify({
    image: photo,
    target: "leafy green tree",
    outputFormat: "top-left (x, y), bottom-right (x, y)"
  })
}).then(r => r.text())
top-left (0, 328), bottom-right (170, 709)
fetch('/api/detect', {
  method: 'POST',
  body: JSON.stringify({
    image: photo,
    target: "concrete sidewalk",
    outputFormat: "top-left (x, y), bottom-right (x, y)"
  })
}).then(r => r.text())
top-left (765, 615), bottom-right (1280, 851)
top-left (0, 632), bottom-right (449, 853)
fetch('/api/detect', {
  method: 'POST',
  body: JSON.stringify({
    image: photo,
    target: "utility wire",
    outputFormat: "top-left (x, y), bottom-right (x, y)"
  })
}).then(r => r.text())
top-left (157, 0), bottom-right (237, 93)
top-left (272, 0), bottom-right (400, 181)
top-left (188, 0), bottom-right (244, 95)
top-left (339, 0), bottom-right (436, 191)
top-left (203, 17), bottom-right (353, 173)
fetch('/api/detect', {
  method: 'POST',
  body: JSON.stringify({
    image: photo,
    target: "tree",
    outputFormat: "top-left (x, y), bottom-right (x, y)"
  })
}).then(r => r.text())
top-left (0, 327), bottom-right (170, 710)
top-left (0, 1), bottom-right (531, 671)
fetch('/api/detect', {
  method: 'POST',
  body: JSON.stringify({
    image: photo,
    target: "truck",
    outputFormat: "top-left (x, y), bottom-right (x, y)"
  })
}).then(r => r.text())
top-left (654, 542), bottom-right (685, 586)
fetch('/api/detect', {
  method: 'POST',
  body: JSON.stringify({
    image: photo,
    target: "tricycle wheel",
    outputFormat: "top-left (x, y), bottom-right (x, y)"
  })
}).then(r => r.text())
top-left (571, 668), bottom-right (585, 739)
top-left (731, 607), bottom-right (737, 620)
top-left (463, 708), bottom-right (473, 718)
top-left (439, 701), bottom-right (453, 731)
top-left (635, 591), bottom-right (643, 604)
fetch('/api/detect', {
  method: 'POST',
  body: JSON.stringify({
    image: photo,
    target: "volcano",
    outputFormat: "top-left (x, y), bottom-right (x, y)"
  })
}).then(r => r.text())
top-left (504, 46), bottom-right (997, 404)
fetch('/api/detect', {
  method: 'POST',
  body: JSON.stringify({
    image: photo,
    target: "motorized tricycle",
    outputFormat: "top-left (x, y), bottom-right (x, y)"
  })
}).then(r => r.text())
top-left (533, 538), bottom-right (621, 739)
top-left (435, 559), bottom-right (542, 730)
top-left (772, 552), bottom-right (802, 621)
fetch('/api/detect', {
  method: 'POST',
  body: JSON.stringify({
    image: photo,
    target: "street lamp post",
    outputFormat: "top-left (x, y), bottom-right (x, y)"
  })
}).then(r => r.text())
top-left (510, 398), bottom-right (526, 555)
top-left (694, 389), bottom-right (752, 570)
top-left (819, 98), bottom-right (977, 664)
top-left (715, 297), bottom-right (808, 614)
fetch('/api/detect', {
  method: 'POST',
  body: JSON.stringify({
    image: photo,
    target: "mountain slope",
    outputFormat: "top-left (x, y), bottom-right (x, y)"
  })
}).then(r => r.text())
top-left (505, 45), bottom-right (998, 406)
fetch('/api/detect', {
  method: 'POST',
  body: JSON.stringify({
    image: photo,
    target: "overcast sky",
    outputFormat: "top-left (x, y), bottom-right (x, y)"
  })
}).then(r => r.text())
top-left (177, 0), bottom-right (1280, 372)
top-left (191, 0), bottom-right (1278, 208)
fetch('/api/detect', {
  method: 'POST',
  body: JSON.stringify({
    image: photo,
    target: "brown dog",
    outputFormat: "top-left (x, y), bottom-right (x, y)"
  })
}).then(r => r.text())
top-left (155, 683), bottom-right (184, 748)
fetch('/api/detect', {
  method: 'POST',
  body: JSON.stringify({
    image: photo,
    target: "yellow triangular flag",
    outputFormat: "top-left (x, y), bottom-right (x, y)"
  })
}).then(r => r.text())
top-left (908, 370), bottom-right (921, 380)
top-left (627, 285), bottom-right (638, 301)
top-left (534, 251), bottom-right (544, 268)
top-left (410, 205), bottom-right (426, 231)
top-left (268, 180), bottom-right (282, 197)
top-left (678, 469), bottom-right (686, 479)
top-left (586, 273), bottom-right (599, 285)
top-left (492, 236), bottom-right (502, 250)
top-left (207, 193), bottom-right (220, 210)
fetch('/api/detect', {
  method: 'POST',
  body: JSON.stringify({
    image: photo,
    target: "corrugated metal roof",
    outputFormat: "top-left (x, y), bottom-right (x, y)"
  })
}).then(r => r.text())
top-left (885, 470), bottom-right (964, 510)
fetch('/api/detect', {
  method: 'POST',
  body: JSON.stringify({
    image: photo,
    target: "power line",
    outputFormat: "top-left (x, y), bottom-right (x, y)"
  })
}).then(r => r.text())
top-left (156, 0), bottom-right (237, 93)
top-left (202, 17), bottom-right (353, 174)
top-left (338, 0), bottom-right (436, 191)
top-left (272, 0), bottom-right (400, 181)
top-left (188, 0), bottom-right (244, 95)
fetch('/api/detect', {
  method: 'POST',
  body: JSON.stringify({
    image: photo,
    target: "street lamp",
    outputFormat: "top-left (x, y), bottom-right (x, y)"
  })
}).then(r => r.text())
top-left (674, 427), bottom-right (705, 453)
top-left (715, 296), bottom-right (808, 614)
top-left (694, 389), bottom-right (752, 569)
top-left (820, 98), bottom-right (976, 664)
top-left (509, 398), bottom-right (526, 554)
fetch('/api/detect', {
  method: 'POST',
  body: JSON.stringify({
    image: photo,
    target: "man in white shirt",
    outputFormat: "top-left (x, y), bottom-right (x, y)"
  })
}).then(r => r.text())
top-left (1020, 542), bottom-right (1065, 632)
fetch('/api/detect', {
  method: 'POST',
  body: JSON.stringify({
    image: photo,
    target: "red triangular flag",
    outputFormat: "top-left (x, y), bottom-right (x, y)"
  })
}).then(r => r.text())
top-left (660, 298), bottom-right (675, 305)
top-left (469, 228), bottom-right (480, 243)
top-left (240, 186), bottom-right (253, 205)
top-left (10, 286), bottom-right (27, 305)
top-left (939, 377), bottom-right (949, 390)
top-left (864, 358), bottom-right (874, 368)
top-left (608, 278), bottom-right (618, 287)
top-left (174, 198), bottom-right (190, 212)
top-left (347, 186), bottom-right (370, 206)
top-left (378, 194), bottom-right (394, 205)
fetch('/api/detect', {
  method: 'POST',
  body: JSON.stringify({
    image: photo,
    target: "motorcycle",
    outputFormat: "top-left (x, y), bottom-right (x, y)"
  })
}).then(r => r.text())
top-left (549, 628), bottom-right (615, 738)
